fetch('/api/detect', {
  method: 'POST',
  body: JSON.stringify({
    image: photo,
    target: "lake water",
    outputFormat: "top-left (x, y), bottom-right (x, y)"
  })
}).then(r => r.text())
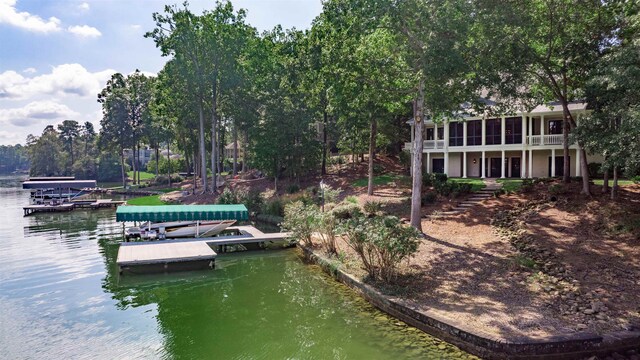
top-left (0, 175), bottom-right (474, 359)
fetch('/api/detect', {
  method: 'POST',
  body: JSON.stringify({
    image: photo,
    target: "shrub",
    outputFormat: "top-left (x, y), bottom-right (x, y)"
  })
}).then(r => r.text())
top-left (316, 211), bottom-right (338, 255)
top-left (262, 197), bottom-right (285, 217)
top-left (151, 174), bottom-right (183, 186)
top-left (345, 195), bottom-right (359, 204)
top-left (422, 173), bottom-right (448, 187)
top-left (520, 179), bottom-right (534, 193)
top-left (363, 200), bottom-right (383, 216)
top-left (320, 184), bottom-right (342, 204)
top-left (421, 191), bottom-right (437, 205)
top-left (287, 184), bottom-right (300, 194)
top-left (399, 151), bottom-right (411, 170)
top-left (330, 202), bottom-right (362, 220)
top-left (217, 187), bottom-right (239, 204)
top-left (340, 216), bottom-right (421, 283)
top-left (632, 175), bottom-right (640, 184)
top-left (434, 181), bottom-right (454, 196)
top-left (373, 163), bottom-right (385, 175)
top-left (548, 183), bottom-right (566, 195)
top-left (451, 183), bottom-right (472, 198)
top-left (282, 201), bottom-right (318, 246)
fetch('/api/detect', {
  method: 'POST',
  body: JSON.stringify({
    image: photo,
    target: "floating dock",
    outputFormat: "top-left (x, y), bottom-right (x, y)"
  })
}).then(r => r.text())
top-left (117, 241), bottom-right (217, 274)
top-left (23, 203), bottom-right (75, 216)
top-left (116, 225), bottom-right (291, 274)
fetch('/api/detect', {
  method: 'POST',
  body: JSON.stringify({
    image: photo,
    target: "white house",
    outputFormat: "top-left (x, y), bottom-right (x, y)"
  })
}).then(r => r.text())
top-left (405, 101), bottom-right (601, 178)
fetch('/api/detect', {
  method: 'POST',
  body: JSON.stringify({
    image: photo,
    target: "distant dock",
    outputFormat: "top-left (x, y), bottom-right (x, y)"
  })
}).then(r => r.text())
top-left (23, 199), bottom-right (125, 216)
top-left (116, 226), bottom-right (291, 274)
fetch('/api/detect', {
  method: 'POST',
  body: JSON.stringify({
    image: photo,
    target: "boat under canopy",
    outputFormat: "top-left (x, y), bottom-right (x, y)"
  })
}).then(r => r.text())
top-left (22, 180), bottom-right (97, 189)
top-left (116, 204), bottom-right (249, 222)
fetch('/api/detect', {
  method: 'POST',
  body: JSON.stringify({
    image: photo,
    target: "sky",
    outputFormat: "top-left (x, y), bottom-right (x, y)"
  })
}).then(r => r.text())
top-left (0, 0), bottom-right (323, 145)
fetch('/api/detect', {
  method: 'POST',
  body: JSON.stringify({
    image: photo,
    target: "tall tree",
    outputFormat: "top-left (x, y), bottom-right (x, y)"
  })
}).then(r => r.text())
top-left (473, 0), bottom-right (619, 194)
top-left (57, 120), bottom-right (80, 172)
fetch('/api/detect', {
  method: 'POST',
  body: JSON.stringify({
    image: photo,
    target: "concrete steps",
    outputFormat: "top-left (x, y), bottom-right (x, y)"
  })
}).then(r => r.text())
top-left (426, 179), bottom-right (504, 219)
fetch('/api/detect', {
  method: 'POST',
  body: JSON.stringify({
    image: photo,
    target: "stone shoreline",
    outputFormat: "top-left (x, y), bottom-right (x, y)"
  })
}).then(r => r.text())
top-left (298, 244), bottom-right (640, 359)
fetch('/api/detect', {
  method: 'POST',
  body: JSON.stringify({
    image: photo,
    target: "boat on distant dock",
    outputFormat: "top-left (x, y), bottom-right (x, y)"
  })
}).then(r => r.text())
top-left (125, 220), bottom-right (236, 240)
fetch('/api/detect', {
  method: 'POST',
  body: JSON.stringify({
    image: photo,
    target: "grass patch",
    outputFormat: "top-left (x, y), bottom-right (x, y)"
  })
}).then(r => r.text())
top-left (497, 179), bottom-right (524, 192)
top-left (127, 171), bottom-right (156, 181)
top-left (512, 255), bottom-right (538, 269)
top-left (593, 179), bottom-right (635, 186)
top-left (126, 194), bottom-right (166, 206)
top-left (157, 188), bottom-right (181, 193)
top-left (447, 177), bottom-right (485, 192)
top-left (353, 174), bottom-right (407, 187)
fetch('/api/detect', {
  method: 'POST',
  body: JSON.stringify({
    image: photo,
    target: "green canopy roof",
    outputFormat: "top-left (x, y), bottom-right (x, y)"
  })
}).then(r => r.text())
top-left (116, 204), bottom-right (248, 222)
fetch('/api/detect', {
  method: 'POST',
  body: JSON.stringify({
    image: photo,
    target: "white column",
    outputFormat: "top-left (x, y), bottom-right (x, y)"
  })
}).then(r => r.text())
top-left (541, 115), bottom-right (545, 145)
top-left (444, 122), bottom-right (450, 149)
top-left (551, 148), bottom-right (556, 177)
top-left (411, 123), bottom-right (415, 144)
top-left (521, 115), bottom-right (526, 145)
top-left (529, 149), bottom-right (533, 178)
top-left (575, 148), bottom-right (581, 176)
top-left (463, 152), bottom-right (467, 178)
top-left (463, 121), bottom-right (468, 147)
top-left (481, 151), bottom-right (486, 178)
top-left (444, 152), bottom-right (449, 176)
top-left (521, 150), bottom-right (526, 178)
top-left (501, 116), bottom-right (506, 145)
top-left (426, 152), bottom-right (431, 174)
top-left (501, 150), bottom-right (506, 178)
top-left (528, 116), bottom-right (533, 143)
top-left (482, 118), bottom-right (486, 146)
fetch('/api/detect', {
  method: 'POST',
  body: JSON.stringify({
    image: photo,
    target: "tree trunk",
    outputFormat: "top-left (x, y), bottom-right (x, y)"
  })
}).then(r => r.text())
top-left (602, 160), bottom-right (609, 193)
top-left (611, 166), bottom-right (618, 200)
top-left (233, 123), bottom-right (238, 176)
top-left (242, 129), bottom-right (249, 172)
top-left (198, 102), bottom-right (207, 193)
top-left (120, 147), bottom-right (126, 188)
top-left (167, 142), bottom-right (171, 188)
top-left (193, 151), bottom-right (197, 194)
top-left (132, 143), bottom-right (138, 185)
top-left (559, 97), bottom-right (591, 195)
top-left (367, 117), bottom-right (377, 196)
top-left (410, 81), bottom-right (425, 232)
top-left (155, 146), bottom-right (159, 177)
top-left (321, 111), bottom-right (328, 176)
top-left (211, 74), bottom-right (218, 193)
top-left (562, 109), bottom-right (570, 183)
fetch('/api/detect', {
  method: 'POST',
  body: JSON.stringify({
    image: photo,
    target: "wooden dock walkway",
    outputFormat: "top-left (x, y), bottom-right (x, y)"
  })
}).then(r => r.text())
top-left (116, 226), bottom-right (291, 274)
top-left (23, 203), bottom-right (74, 216)
top-left (23, 199), bottom-right (124, 216)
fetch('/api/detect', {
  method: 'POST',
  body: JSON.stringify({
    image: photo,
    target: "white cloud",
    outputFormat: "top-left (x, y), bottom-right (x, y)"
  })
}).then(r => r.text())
top-left (22, 67), bottom-right (36, 74)
top-left (67, 25), bottom-right (101, 38)
top-left (0, 64), bottom-right (116, 100)
top-left (0, 0), bottom-right (62, 33)
top-left (0, 101), bottom-right (79, 127)
top-left (78, 2), bottom-right (89, 11)
top-left (130, 24), bottom-right (141, 30)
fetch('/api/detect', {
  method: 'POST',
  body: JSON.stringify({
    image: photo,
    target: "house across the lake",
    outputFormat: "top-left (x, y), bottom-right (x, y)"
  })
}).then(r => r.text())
top-left (405, 101), bottom-right (602, 178)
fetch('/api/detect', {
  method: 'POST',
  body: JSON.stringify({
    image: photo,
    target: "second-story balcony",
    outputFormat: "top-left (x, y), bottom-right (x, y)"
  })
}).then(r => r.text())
top-left (527, 134), bottom-right (563, 146)
top-left (404, 140), bottom-right (445, 151)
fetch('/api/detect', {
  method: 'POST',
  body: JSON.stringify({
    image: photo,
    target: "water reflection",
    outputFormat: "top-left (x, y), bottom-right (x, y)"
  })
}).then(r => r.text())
top-left (1, 175), bottom-right (475, 359)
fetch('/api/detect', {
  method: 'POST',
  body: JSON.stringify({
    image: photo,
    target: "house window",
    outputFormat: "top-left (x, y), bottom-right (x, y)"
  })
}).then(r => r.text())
top-left (437, 127), bottom-right (444, 140)
top-left (505, 117), bottom-right (522, 144)
top-left (426, 128), bottom-right (434, 140)
top-left (467, 120), bottom-right (482, 146)
top-left (449, 122), bottom-right (464, 146)
top-left (485, 119), bottom-right (501, 145)
top-left (548, 120), bottom-right (563, 134)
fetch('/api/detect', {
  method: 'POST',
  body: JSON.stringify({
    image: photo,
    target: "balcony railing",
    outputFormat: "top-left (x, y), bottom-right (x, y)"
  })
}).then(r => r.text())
top-left (527, 134), bottom-right (563, 146)
top-left (404, 140), bottom-right (445, 151)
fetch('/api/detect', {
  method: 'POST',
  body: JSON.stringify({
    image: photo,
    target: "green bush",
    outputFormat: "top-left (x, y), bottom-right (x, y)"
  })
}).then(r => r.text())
top-left (217, 188), bottom-right (264, 215)
top-left (520, 179), bottom-right (534, 193)
top-left (282, 201), bottom-right (319, 246)
top-left (373, 163), bottom-right (385, 175)
top-left (262, 197), bottom-right (285, 217)
top-left (363, 200), bottom-right (383, 216)
top-left (422, 173), bottom-right (448, 187)
top-left (330, 202), bottom-right (362, 220)
top-left (316, 211), bottom-right (338, 255)
top-left (151, 174), bottom-right (183, 186)
top-left (320, 184), bottom-right (342, 204)
top-left (217, 187), bottom-right (239, 204)
top-left (632, 175), bottom-right (640, 184)
top-left (451, 182), bottom-right (472, 198)
top-left (421, 191), bottom-right (437, 205)
top-left (339, 216), bottom-right (421, 283)
top-left (345, 195), bottom-right (359, 204)
top-left (548, 183), bottom-right (566, 195)
top-left (399, 151), bottom-right (411, 170)
top-left (287, 184), bottom-right (300, 194)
